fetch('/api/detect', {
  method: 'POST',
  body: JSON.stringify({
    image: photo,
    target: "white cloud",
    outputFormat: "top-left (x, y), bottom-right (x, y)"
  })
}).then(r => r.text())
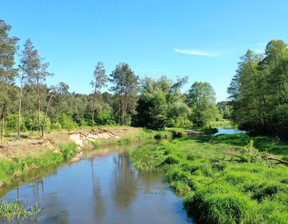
top-left (252, 49), bottom-right (265, 54)
top-left (174, 48), bottom-right (218, 57)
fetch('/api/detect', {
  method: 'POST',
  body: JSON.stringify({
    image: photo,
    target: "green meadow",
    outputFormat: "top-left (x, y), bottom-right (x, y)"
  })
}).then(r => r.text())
top-left (130, 134), bottom-right (288, 224)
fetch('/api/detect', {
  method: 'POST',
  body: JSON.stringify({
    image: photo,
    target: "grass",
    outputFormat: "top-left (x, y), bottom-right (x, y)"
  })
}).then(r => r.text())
top-left (209, 120), bottom-right (236, 129)
top-left (130, 133), bottom-right (288, 224)
top-left (0, 142), bottom-right (77, 190)
top-left (0, 200), bottom-right (41, 222)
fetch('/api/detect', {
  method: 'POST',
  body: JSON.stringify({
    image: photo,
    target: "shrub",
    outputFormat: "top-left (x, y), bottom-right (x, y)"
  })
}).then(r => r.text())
top-left (60, 142), bottom-right (78, 160)
top-left (51, 122), bottom-right (62, 130)
top-left (161, 155), bottom-right (180, 165)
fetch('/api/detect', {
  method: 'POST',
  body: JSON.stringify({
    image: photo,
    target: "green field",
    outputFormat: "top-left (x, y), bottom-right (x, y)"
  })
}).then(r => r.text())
top-left (130, 134), bottom-right (288, 224)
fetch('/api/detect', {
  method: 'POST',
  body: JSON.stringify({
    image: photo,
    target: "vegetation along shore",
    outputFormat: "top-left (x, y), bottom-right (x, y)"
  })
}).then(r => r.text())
top-left (130, 133), bottom-right (288, 224)
top-left (1, 16), bottom-right (288, 224)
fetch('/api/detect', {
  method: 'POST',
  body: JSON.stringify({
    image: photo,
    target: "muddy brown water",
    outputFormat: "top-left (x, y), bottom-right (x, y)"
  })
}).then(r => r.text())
top-left (2, 142), bottom-right (195, 224)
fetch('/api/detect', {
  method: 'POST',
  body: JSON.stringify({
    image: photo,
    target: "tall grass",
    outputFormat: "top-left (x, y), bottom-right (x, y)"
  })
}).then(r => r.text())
top-left (0, 142), bottom-right (77, 190)
top-left (0, 200), bottom-right (41, 222)
top-left (130, 134), bottom-right (288, 223)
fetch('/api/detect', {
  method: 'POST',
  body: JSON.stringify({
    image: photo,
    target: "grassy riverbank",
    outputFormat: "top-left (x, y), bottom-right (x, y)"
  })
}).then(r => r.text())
top-left (0, 127), bottom-right (182, 194)
top-left (130, 134), bottom-right (288, 224)
top-left (0, 142), bottom-right (77, 189)
top-left (0, 127), bottom-right (138, 192)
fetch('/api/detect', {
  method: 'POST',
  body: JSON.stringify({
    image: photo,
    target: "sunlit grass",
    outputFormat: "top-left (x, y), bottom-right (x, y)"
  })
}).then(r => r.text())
top-left (130, 134), bottom-right (288, 223)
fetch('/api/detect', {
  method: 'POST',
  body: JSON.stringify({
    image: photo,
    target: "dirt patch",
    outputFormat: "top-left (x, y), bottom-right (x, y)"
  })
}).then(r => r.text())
top-left (0, 127), bottom-right (143, 160)
top-left (69, 130), bottom-right (120, 147)
top-left (184, 130), bottom-right (204, 136)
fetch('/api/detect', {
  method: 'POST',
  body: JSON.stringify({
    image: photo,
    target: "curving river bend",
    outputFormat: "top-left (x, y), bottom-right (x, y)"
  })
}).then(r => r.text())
top-left (2, 128), bottom-right (246, 224)
top-left (2, 142), bottom-right (195, 224)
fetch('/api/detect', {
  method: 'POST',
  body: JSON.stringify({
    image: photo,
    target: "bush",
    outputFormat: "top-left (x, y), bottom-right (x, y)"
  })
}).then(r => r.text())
top-left (60, 142), bottom-right (78, 160)
top-left (161, 155), bottom-right (180, 165)
top-left (51, 122), bottom-right (62, 130)
top-left (59, 114), bottom-right (77, 130)
top-left (96, 109), bottom-right (116, 125)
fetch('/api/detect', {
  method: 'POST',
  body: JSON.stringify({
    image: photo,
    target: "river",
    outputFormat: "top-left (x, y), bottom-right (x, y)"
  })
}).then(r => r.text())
top-left (213, 127), bottom-right (247, 136)
top-left (2, 142), bottom-right (195, 224)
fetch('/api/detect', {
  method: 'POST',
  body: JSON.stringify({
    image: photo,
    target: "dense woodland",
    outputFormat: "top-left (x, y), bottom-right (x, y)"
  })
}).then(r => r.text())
top-left (2, 19), bottom-right (288, 142)
top-left (229, 40), bottom-right (288, 138)
top-left (0, 19), bottom-right (226, 142)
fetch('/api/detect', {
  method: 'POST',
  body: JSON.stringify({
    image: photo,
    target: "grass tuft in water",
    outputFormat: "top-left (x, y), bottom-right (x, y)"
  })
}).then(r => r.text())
top-left (0, 200), bottom-right (41, 222)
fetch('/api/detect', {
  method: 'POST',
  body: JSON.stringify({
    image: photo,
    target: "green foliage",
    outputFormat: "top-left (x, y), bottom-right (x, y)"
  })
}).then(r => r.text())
top-left (59, 114), bottom-right (77, 130)
top-left (134, 76), bottom-right (190, 130)
top-left (0, 200), bottom-right (41, 222)
top-left (60, 142), bottom-right (77, 160)
top-left (96, 109), bottom-right (116, 125)
top-left (217, 101), bottom-right (232, 120)
top-left (154, 131), bottom-right (173, 139)
top-left (23, 111), bottom-right (51, 131)
top-left (130, 134), bottom-right (288, 223)
top-left (110, 63), bottom-right (139, 125)
top-left (5, 114), bottom-right (27, 133)
top-left (228, 40), bottom-right (288, 139)
top-left (51, 122), bottom-right (62, 130)
top-left (0, 151), bottom-right (64, 188)
top-left (116, 137), bottom-right (132, 144)
top-left (187, 81), bottom-right (219, 127)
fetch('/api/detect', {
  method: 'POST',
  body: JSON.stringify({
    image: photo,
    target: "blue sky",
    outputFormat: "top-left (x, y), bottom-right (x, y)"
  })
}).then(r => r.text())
top-left (1, 0), bottom-right (288, 102)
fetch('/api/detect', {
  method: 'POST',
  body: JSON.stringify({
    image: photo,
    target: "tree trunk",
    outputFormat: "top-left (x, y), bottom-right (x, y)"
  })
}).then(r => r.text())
top-left (37, 80), bottom-right (41, 134)
top-left (124, 87), bottom-right (128, 126)
top-left (122, 93), bottom-right (125, 125)
top-left (42, 89), bottom-right (55, 139)
top-left (1, 104), bottom-right (6, 144)
top-left (92, 98), bottom-right (95, 128)
top-left (118, 95), bottom-right (121, 124)
top-left (92, 86), bottom-right (97, 128)
top-left (18, 73), bottom-right (24, 138)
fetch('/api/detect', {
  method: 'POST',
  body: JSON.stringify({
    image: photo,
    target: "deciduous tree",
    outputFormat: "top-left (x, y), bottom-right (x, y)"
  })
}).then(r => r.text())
top-left (91, 62), bottom-right (107, 127)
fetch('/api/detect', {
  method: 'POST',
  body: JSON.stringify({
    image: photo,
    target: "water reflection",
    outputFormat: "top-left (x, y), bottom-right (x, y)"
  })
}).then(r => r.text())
top-left (40, 192), bottom-right (69, 224)
top-left (91, 159), bottom-right (106, 222)
top-left (3, 142), bottom-right (194, 224)
top-left (112, 152), bottom-right (138, 209)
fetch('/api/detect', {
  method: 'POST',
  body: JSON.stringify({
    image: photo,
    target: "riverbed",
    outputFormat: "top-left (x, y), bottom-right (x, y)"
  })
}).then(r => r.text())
top-left (2, 142), bottom-right (195, 224)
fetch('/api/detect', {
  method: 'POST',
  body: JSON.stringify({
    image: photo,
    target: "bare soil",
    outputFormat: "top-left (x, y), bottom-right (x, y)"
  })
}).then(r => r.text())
top-left (0, 127), bottom-right (142, 160)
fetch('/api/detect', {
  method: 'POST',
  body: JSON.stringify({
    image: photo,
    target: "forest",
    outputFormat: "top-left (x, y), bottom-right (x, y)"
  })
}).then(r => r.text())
top-left (228, 40), bottom-right (288, 138)
top-left (2, 17), bottom-right (288, 224)
top-left (2, 18), bottom-right (288, 142)
top-left (0, 19), bottom-right (230, 142)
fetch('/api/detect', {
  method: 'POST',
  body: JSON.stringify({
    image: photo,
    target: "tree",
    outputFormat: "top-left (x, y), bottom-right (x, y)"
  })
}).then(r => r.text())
top-left (187, 81), bottom-right (218, 127)
top-left (228, 40), bottom-right (288, 138)
top-left (134, 76), bottom-right (190, 129)
top-left (166, 76), bottom-right (190, 127)
top-left (29, 55), bottom-right (53, 134)
top-left (18, 38), bottom-right (40, 138)
top-left (0, 20), bottom-right (19, 143)
top-left (110, 63), bottom-right (139, 125)
top-left (42, 83), bottom-right (70, 138)
top-left (135, 78), bottom-right (168, 129)
top-left (90, 62), bottom-right (108, 127)
top-left (228, 50), bottom-right (267, 132)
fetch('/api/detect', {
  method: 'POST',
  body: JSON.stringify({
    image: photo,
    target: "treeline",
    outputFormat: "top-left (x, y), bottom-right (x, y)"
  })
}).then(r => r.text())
top-left (0, 19), bottom-right (228, 142)
top-left (228, 39), bottom-right (288, 138)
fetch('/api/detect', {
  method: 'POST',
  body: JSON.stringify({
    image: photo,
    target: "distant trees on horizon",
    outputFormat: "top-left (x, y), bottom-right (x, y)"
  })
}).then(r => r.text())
top-left (9, 18), bottom-right (285, 143)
